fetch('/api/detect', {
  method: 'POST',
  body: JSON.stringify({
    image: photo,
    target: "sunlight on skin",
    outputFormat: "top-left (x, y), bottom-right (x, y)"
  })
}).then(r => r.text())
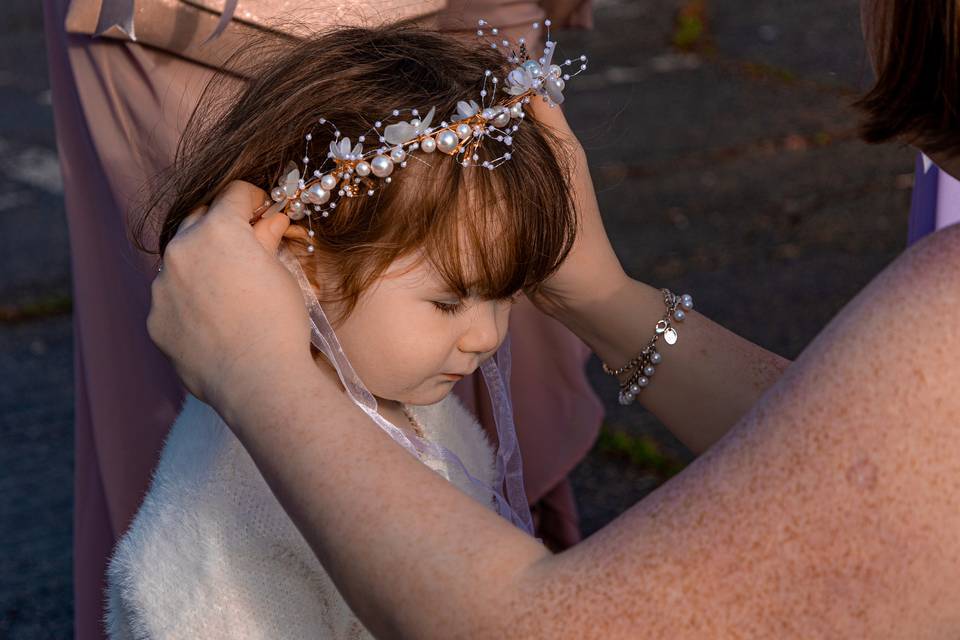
top-left (150, 41), bottom-right (960, 634)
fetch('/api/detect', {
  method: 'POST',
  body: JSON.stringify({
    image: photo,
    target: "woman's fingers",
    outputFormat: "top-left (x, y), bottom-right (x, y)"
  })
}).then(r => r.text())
top-left (207, 180), bottom-right (270, 225)
top-left (178, 205), bottom-right (208, 235)
top-left (173, 181), bottom-right (270, 242)
top-left (252, 209), bottom-right (291, 253)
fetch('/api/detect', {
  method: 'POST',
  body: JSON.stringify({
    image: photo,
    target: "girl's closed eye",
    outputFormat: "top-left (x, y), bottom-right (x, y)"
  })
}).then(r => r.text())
top-left (432, 299), bottom-right (465, 315)
top-left (431, 293), bottom-right (518, 315)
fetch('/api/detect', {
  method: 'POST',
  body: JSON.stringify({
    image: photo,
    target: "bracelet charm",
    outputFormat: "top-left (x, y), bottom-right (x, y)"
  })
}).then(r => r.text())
top-left (602, 288), bottom-right (693, 406)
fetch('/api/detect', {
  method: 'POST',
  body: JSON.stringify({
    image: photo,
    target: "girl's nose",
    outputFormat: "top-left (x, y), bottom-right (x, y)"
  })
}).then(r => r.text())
top-left (458, 300), bottom-right (507, 356)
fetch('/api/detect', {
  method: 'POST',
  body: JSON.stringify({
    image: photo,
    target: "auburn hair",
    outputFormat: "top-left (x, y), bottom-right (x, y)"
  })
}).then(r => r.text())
top-left (855, 0), bottom-right (960, 154)
top-left (137, 25), bottom-right (577, 320)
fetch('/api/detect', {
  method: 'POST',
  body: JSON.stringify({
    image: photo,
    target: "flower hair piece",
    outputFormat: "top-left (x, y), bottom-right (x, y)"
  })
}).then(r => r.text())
top-left (267, 19), bottom-right (588, 253)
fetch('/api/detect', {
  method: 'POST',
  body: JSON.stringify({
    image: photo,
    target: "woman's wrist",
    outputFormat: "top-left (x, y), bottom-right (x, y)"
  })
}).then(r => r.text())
top-left (538, 270), bottom-right (633, 328)
top-left (213, 348), bottom-right (320, 437)
top-left (539, 274), bottom-right (670, 368)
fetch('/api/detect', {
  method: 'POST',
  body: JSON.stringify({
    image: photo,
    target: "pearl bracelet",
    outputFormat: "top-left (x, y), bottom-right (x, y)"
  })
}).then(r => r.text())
top-left (602, 288), bottom-right (694, 406)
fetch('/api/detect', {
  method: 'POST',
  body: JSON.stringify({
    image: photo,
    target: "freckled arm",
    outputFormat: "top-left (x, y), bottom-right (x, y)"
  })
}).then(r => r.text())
top-left (225, 227), bottom-right (960, 639)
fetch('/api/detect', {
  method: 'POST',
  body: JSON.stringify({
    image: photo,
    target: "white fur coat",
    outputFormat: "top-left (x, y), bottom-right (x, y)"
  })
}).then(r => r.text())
top-left (105, 393), bottom-right (498, 639)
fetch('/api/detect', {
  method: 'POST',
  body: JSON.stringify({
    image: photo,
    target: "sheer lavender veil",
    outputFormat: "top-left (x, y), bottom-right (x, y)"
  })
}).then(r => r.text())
top-left (278, 247), bottom-right (534, 535)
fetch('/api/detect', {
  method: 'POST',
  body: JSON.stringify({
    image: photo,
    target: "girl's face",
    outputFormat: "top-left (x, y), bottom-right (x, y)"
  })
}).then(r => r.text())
top-left (320, 252), bottom-right (514, 406)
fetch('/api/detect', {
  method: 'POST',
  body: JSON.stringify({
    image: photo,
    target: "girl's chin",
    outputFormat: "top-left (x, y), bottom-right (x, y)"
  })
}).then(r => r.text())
top-left (379, 381), bottom-right (455, 407)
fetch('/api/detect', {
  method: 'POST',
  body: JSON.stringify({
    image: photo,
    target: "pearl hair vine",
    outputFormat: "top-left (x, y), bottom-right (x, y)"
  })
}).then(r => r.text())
top-left (265, 19), bottom-right (588, 253)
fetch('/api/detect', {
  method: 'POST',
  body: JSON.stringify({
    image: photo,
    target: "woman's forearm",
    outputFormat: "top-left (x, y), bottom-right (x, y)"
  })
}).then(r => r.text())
top-left (222, 359), bottom-right (550, 639)
top-left (554, 277), bottom-right (791, 453)
top-left (535, 103), bottom-right (791, 454)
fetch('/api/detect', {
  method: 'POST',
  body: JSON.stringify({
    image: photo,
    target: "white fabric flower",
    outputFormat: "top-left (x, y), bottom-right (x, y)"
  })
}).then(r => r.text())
top-left (383, 106), bottom-right (436, 145)
top-left (280, 161), bottom-right (300, 198)
top-left (450, 100), bottom-right (481, 121)
top-left (329, 137), bottom-right (363, 161)
top-left (506, 42), bottom-right (566, 105)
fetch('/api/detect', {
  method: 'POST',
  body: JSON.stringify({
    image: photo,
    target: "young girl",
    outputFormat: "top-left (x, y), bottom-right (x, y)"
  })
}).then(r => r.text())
top-left (106, 23), bottom-right (582, 638)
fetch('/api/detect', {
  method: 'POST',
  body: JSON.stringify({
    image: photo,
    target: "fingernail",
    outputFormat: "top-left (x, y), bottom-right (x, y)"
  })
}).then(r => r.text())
top-left (260, 201), bottom-right (285, 219)
top-left (270, 212), bottom-right (290, 234)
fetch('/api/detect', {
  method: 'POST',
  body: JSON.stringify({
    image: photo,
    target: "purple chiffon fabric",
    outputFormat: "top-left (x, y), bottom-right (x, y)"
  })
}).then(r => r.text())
top-left (908, 154), bottom-right (960, 246)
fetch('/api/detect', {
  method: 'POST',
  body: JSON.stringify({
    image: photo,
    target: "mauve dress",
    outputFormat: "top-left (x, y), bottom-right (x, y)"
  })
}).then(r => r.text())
top-left (908, 154), bottom-right (960, 247)
top-left (42, 1), bottom-right (601, 639)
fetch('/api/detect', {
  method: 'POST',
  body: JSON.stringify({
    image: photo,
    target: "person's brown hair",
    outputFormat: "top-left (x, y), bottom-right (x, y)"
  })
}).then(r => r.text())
top-left (855, 0), bottom-right (960, 155)
top-left (137, 25), bottom-right (576, 321)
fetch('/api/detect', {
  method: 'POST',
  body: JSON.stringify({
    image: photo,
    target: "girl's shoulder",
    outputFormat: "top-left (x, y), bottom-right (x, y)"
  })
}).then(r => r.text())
top-left (106, 395), bottom-right (335, 638)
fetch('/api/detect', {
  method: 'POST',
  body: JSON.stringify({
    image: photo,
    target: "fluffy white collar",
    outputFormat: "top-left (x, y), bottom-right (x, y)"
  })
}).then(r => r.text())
top-left (105, 392), bottom-right (498, 639)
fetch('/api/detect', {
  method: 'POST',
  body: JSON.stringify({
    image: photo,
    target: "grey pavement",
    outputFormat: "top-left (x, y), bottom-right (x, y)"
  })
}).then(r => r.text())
top-left (0, 0), bottom-right (914, 635)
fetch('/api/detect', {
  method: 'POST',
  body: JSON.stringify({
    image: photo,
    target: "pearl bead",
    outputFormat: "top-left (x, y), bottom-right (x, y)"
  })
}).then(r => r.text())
top-left (307, 245), bottom-right (315, 252)
top-left (271, 187), bottom-right (285, 202)
top-left (491, 109), bottom-right (511, 128)
top-left (370, 155), bottom-right (394, 177)
top-left (481, 108), bottom-right (497, 120)
top-left (390, 147), bottom-right (406, 163)
top-left (681, 294), bottom-right (694, 310)
top-left (549, 64), bottom-right (563, 78)
top-left (320, 174), bottom-right (338, 191)
top-left (420, 136), bottom-right (437, 153)
top-left (523, 60), bottom-right (542, 76)
top-left (628, 384), bottom-right (641, 395)
top-left (287, 201), bottom-right (305, 220)
top-left (643, 365), bottom-right (656, 377)
top-left (307, 184), bottom-right (329, 204)
top-left (436, 130), bottom-right (459, 153)
top-left (355, 161), bottom-right (371, 177)
top-left (637, 376), bottom-right (650, 387)
top-left (509, 103), bottom-right (524, 119)
top-left (455, 123), bottom-right (472, 139)
top-left (673, 309), bottom-right (686, 322)
top-left (650, 351), bottom-right (662, 364)
top-left (619, 391), bottom-right (635, 406)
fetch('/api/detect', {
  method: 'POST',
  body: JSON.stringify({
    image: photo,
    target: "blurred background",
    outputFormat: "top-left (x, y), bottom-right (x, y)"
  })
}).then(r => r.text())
top-left (0, 0), bottom-right (912, 636)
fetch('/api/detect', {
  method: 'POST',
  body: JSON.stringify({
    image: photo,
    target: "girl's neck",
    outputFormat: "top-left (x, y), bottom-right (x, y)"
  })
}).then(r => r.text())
top-left (310, 351), bottom-right (416, 435)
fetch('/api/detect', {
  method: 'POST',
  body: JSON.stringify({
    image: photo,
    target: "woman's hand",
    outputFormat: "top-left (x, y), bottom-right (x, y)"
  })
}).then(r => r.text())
top-left (147, 180), bottom-right (315, 423)
top-left (523, 100), bottom-right (631, 320)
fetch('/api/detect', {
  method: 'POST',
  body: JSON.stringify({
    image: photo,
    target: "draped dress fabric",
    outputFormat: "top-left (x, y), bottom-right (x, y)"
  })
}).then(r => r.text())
top-left (907, 154), bottom-right (960, 246)
top-left (42, 2), bottom-right (601, 638)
